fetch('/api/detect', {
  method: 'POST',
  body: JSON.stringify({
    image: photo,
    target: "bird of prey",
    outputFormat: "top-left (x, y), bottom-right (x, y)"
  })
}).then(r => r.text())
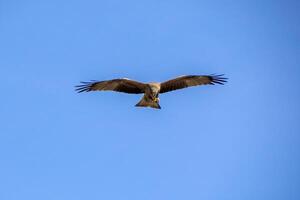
top-left (75, 74), bottom-right (227, 109)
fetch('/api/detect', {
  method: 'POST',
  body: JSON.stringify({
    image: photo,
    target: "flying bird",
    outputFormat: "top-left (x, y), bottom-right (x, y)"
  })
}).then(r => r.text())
top-left (75, 74), bottom-right (227, 109)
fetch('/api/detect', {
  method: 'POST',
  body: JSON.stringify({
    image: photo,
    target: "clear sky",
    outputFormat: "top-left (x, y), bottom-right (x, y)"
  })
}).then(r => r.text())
top-left (0, 0), bottom-right (299, 199)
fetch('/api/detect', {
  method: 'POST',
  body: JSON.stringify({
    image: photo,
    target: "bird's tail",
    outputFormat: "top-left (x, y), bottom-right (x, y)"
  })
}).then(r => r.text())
top-left (135, 98), bottom-right (161, 109)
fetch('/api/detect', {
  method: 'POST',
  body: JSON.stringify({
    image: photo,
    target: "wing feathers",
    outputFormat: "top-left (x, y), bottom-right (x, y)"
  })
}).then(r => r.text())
top-left (75, 75), bottom-right (227, 94)
top-left (159, 74), bottom-right (227, 93)
top-left (75, 78), bottom-right (145, 94)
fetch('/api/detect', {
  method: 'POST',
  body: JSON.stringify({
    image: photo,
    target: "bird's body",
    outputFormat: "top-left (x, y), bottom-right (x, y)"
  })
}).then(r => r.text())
top-left (75, 75), bottom-right (227, 109)
top-left (135, 83), bottom-right (161, 109)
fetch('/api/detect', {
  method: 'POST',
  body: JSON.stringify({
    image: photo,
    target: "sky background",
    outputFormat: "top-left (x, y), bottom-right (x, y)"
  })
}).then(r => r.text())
top-left (0, 0), bottom-right (300, 199)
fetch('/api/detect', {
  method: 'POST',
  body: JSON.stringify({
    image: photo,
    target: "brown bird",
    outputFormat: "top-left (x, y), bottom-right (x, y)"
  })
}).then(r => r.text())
top-left (75, 74), bottom-right (227, 109)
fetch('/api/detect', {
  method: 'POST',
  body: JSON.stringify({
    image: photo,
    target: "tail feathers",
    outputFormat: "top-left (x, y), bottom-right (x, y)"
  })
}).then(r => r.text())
top-left (135, 99), bottom-right (161, 109)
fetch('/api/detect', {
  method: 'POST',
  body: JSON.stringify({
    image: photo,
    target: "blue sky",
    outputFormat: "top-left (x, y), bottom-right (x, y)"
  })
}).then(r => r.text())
top-left (1, 0), bottom-right (300, 199)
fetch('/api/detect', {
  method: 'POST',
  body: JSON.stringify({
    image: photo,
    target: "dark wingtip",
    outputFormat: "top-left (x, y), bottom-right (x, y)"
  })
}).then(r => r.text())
top-left (74, 80), bottom-right (98, 93)
top-left (210, 74), bottom-right (228, 85)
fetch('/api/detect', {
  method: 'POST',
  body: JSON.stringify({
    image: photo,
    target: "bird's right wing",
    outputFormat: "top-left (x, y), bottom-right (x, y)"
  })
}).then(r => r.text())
top-left (75, 78), bottom-right (146, 94)
top-left (159, 74), bottom-right (227, 93)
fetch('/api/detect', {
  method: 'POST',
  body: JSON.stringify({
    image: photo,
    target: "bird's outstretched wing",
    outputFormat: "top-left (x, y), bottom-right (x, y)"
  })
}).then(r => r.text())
top-left (75, 78), bottom-right (146, 94)
top-left (159, 74), bottom-right (227, 93)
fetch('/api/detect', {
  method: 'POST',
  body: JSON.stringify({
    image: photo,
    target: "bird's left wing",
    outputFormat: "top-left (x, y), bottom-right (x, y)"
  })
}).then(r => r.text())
top-left (159, 74), bottom-right (227, 93)
top-left (75, 78), bottom-right (146, 94)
